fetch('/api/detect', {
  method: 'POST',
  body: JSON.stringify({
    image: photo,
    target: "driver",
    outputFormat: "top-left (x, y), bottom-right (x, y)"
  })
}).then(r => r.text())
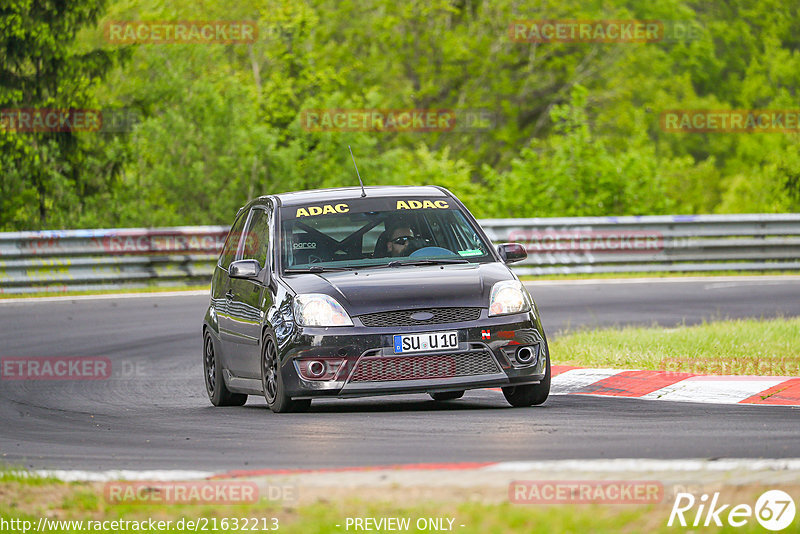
top-left (386, 225), bottom-right (416, 257)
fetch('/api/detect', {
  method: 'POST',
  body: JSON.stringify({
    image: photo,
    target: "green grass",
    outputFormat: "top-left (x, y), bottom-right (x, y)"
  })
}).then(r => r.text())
top-left (2, 478), bottom-right (796, 533)
top-left (552, 317), bottom-right (800, 375)
top-left (0, 467), bottom-right (60, 486)
top-left (520, 270), bottom-right (800, 281)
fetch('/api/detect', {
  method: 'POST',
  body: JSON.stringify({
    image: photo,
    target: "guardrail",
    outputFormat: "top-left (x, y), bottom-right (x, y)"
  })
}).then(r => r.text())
top-left (1, 214), bottom-right (798, 293)
top-left (481, 213), bottom-right (800, 276)
top-left (0, 227), bottom-right (228, 294)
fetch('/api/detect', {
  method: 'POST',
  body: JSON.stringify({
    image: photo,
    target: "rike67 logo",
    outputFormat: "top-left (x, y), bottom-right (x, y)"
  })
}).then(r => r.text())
top-left (668, 490), bottom-right (796, 531)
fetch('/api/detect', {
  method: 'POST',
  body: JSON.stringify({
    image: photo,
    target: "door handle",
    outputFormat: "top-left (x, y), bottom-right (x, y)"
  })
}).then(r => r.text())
top-left (225, 290), bottom-right (234, 300)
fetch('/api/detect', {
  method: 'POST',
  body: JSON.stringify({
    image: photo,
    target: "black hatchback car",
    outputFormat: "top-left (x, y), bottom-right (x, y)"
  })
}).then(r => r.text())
top-left (202, 185), bottom-right (550, 412)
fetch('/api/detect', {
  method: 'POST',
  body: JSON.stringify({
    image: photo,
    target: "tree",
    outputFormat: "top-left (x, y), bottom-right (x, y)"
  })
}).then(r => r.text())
top-left (486, 85), bottom-right (682, 217)
top-left (0, 0), bottom-right (126, 229)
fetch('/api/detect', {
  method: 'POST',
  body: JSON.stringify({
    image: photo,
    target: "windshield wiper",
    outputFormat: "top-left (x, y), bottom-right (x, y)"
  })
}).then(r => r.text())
top-left (284, 266), bottom-right (354, 273)
top-left (384, 258), bottom-right (469, 267)
top-left (285, 259), bottom-right (469, 273)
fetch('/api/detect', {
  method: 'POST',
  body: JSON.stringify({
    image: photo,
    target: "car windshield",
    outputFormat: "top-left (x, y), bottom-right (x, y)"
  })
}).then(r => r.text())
top-left (280, 197), bottom-right (494, 271)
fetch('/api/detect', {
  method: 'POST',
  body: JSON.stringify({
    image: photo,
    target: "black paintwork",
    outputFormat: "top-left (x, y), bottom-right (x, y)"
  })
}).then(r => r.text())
top-left (202, 186), bottom-right (548, 403)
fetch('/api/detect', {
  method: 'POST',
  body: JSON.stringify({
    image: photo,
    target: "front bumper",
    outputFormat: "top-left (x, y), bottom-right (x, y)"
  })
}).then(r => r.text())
top-left (276, 310), bottom-right (548, 399)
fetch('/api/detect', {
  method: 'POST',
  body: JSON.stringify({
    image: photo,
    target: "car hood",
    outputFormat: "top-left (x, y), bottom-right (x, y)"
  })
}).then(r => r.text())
top-left (281, 262), bottom-right (515, 316)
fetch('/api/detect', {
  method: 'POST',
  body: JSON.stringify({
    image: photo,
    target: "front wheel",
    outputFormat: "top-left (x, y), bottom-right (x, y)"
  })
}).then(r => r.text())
top-left (203, 331), bottom-right (247, 407)
top-left (502, 348), bottom-right (551, 407)
top-left (261, 332), bottom-right (311, 414)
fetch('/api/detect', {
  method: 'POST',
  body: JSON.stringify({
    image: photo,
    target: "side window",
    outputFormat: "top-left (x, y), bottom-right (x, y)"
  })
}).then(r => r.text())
top-left (218, 210), bottom-right (248, 270)
top-left (239, 207), bottom-right (271, 267)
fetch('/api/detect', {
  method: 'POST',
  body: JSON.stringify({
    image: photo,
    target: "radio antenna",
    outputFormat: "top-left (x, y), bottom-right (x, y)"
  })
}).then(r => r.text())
top-left (348, 145), bottom-right (367, 197)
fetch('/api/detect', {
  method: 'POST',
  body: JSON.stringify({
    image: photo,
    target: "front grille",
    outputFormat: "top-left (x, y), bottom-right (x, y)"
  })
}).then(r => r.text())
top-left (349, 350), bottom-right (500, 382)
top-left (358, 307), bottom-right (482, 327)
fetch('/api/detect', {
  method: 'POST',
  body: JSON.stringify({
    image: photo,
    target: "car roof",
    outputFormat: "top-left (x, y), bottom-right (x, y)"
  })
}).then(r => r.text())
top-left (267, 185), bottom-right (449, 207)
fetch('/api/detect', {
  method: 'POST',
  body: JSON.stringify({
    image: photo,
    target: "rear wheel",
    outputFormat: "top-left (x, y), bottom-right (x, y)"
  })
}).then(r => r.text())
top-left (430, 390), bottom-right (465, 401)
top-left (502, 346), bottom-right (550, 407)
top-left (203, 331), bottom-right (247, 407)
top-left (261, 332), bottom-right (311, 414)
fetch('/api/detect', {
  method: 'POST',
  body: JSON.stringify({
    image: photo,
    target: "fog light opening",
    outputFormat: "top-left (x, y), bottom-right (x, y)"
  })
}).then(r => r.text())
top-left (307, 360), bottom-right (326, 378)
top-left (516, 346), bottom-right (535, 364)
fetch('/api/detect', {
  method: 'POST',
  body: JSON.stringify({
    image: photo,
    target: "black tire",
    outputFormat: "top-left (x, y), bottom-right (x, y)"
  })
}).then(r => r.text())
top-left (502, 346), bottom-right (551, 407)
top-left (430, 390), bottom-right (465, 401)
top-left (203, 331), bottom-right (247, 407)
top-left (261, 331), bottom-right (311, 414)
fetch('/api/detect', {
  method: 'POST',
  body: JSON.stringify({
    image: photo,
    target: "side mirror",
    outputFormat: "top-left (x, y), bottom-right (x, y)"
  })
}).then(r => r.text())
top-left (229, 259), bottom-right (262, 279)
top-left (497, 243), bottom-right (527, 264)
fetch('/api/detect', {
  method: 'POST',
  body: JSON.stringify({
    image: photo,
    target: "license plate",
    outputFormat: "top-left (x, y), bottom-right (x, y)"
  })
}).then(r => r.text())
top-left (393, 331), bottom-right (458, 354)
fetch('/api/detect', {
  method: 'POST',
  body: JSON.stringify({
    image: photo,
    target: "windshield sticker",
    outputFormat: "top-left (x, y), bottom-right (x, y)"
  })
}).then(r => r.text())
top-left (295, 203), bottom-right (350, 217)
top-left (282, 198), bottom-right (454, 219)
top-left (458, 249), bottom-right (483, 257)
top-left (396, 200), bottom-right (449, 210)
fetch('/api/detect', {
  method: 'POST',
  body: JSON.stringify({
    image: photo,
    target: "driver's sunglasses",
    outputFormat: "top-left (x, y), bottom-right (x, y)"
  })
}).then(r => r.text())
top-left (389, 235), bottom-right (414, 245)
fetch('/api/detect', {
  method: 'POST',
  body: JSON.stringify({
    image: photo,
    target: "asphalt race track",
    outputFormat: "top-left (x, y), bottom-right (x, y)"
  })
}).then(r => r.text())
top-left (1, 277), bottom-right (799, 471)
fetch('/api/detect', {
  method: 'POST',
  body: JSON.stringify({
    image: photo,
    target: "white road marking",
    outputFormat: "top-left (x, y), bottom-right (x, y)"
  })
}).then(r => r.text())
top-left (484, 458), bottom-right (800, 472)
top-left (551, 368), bottom-right (629, 394)
top-left (642, 376), bottom-right (789, 403)
top-left (31, 469), bottom-right (214, 482)
top-left (28, 458), bottom-right (800, 481)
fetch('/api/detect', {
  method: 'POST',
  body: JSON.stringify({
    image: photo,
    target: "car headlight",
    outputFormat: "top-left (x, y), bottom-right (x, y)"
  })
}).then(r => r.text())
top-left (489, 280), bottom-right (531, 316)
top-left (293, 294), bottom-right (354, 326)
